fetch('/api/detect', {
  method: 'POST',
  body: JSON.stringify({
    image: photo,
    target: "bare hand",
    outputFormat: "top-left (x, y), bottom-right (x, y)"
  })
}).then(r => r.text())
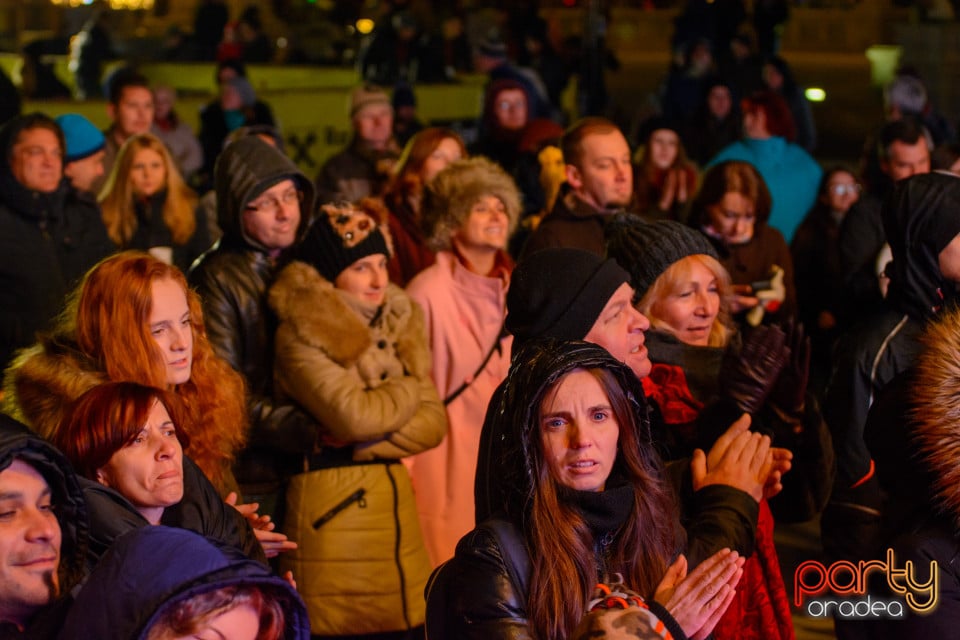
top-left (654, 549), bottom-right (744, 640)
top-left (255, 528), bottom-right (298, 558)
top-left (730, 285), bottom-right (760, 313)
top-left (283, 570), bottom-right (297, 590)
top-left (764, 447), bottom-right (793, 500)
top-left (692, 414), bottom-right (773, 502)
top-left (225, 492), bottom-right (274, 531)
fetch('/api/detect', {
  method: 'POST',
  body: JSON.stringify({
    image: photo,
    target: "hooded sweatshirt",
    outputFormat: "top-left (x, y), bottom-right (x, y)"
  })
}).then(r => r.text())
top-left (58, 525), bottom-right (309, 640)
top-left (189, 137), bottom-right (318, 492)
top-left (0, 115), bottom-right (114, 370)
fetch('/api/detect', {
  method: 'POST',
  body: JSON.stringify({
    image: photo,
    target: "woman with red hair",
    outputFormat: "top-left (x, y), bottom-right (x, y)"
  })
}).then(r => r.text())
top-left (708, 90), bottom-right (821, 243)
top-left (3, 251), bottom-right (246, 496)
top-left (381, 127), bottom-right (466, 285)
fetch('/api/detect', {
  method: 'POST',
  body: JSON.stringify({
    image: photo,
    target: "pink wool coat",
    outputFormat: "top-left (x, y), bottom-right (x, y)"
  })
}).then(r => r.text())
top-left (405, 250), bottom-right (512, 567)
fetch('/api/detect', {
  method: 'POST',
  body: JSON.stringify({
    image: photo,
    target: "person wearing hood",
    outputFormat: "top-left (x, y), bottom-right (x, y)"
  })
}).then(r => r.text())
top-left (0, 413), bottom-right (88, 639)
top-left (707, 90), bottom-right (821, 243)
top-left (189, 136), bottom-right (318, 517)
top-left (0, 112), bottom-right (114, 371)
top-left (58, 525), bottom-right (309, 640)
top-left (821, 172), bottom-right (960, 605)
top-left (474, 247), bottom-right (792, 575)
top-left (430, 338), bottom-right (746, 640)
top-left (268, 200), bottom-right (445, 636)
top-left (861, 305), bottom-right (960, 637)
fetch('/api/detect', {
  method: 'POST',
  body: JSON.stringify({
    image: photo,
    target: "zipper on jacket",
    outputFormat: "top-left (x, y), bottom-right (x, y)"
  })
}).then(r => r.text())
top-left (385, 464), bottom-right (412, 629)
top-left (312, 488), bottom-right (366, 529)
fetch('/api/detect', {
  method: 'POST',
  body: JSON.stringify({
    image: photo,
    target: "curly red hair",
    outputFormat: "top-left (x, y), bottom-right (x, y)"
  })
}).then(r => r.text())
top-left (66, 251), bottom-right (246, 493)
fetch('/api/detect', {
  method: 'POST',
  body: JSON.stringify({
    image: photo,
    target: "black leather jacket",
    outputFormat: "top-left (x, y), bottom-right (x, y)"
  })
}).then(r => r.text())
top-left (189, 137), bottom-right (318, 492)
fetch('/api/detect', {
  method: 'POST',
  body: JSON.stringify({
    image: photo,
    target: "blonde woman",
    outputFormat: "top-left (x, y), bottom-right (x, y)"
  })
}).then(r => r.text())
top-left (99, 132), bottom-right (210, 272)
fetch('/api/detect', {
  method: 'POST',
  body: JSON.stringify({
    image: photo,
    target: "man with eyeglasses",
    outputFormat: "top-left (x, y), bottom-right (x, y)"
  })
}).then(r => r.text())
top-left (0, 113), bottom-right (113, 371)
top-left (190, 136), bottom-right (318, 517)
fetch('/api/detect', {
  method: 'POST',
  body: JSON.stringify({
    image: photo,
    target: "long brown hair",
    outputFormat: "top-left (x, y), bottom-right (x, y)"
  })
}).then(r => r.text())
top-left (383, 128), bottom-right (466, 220)
top-left (64, 252), bottom-right (246, 492)
top-left (689, 160), bottom-right (772, 228)
top-left (99, 133), bottom-right (198, 247)
top-left (525, 366), bottom-right (680, 640)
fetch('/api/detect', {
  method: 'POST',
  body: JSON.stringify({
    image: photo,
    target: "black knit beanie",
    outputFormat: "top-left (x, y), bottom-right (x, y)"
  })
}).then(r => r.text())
top-left (294, 203), bottom-right (392, 281)
top-left (605, 215), bottom-right (718, 302)
top-left (506, 248), bottom-right (630, 350)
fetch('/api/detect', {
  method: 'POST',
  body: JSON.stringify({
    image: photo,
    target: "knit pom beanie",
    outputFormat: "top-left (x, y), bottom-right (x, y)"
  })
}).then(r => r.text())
top-left (605, 215), bottom-right (718, 302)
top-left (294, 201), bottom-right (393, 281)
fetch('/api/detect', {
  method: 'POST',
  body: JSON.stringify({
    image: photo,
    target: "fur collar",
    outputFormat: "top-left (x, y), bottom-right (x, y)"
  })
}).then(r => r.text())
top-left (912, 305), bottom-right (960, 529)
top-left (268, 261), bottom-right (431, 377)
top-left (2, 339), bottom-right (107, 440)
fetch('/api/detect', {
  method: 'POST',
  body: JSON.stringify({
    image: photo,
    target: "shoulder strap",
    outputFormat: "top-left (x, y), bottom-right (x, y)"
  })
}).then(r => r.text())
top-left (443, 324), bottom-right (507, 406)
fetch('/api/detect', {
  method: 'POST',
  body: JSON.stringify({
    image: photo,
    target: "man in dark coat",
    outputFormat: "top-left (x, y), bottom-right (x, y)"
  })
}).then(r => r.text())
top-left (0, 414), bottom-right (88, 639)
top-left (0, 113), bottom-right (114, 370)
top-left (314, 84), bottom-right (401, 205)
top-left (823, 173), bottom-right (960, 601)
top-left (520, 117), bottom-right (635, 259)
top-left (189, 137), bottom-right (318, 517)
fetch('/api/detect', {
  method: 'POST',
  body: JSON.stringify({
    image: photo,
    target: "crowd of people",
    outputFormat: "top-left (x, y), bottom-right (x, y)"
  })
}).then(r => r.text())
top-left (3, 3), bottom-right (960, 639)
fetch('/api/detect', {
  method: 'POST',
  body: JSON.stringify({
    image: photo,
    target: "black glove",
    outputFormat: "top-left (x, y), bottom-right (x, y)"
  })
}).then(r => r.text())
top-left (768, 320), bottom-right (811, 422)
top-left (721, 324), bottom-right (788, 415)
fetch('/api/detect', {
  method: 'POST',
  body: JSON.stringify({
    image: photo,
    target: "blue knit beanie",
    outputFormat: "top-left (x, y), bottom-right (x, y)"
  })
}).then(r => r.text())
top-left (55, 114), bottom-right (105, 163)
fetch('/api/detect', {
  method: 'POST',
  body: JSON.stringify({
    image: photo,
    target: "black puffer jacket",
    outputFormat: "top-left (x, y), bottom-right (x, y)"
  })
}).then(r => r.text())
top-left (440, 339), bottom-right (691, 639)
top-left (189, 137), bottom-right (318, 493)
top-left (58, 525), bottom-right (309, 640)
top-left (0, 115), bottom-right (114, 370)
top-left (81, 454), bottom-right (265, 568)
top-left (0, 413), bottom-right (88, 639)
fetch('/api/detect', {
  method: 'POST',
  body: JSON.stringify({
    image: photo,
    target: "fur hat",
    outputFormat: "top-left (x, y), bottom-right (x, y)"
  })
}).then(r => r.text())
top-left (506, 248), bottom-right (630, 352)
top-left (56, 114), bottom-right (105, 163)
top-left (350, 83), bottom-right (391, 118)
top-left (421, 157), bottom-right (521, 251)
top-left (605, 215), bottom-right (718, 302)
top-left (294, 201), bottom-right (393, 281)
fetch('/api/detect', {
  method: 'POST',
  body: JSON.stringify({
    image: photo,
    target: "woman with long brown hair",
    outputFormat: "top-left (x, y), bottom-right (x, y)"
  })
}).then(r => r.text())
top-left (433, 338), bottom-right (745, 640)
top-left (382, 127), bottom-right (466, 285)
top-left (4, 251), bottom-right (246, 495)
top-left (99, 133), bottom-right (211, 273)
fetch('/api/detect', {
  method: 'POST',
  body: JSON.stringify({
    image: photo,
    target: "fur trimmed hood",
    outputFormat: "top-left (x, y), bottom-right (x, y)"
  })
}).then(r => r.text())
top-left (268, 260), bottom-right (431, 379)
top-left (2, 338), bottom-right (108, 441)
top-left (912, 305), bottom-right (960, 528)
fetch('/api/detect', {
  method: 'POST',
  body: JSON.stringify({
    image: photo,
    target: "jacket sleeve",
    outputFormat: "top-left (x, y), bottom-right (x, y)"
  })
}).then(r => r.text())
top-left (444, 527), bottom-right (533, 639)
top-left (274, 325), bottom-right (422, 444)
top-left (665, 459), bottom-right (758, 568)
top-left (353, 374), bottom-right (447, 459)
top-left (190, 265), bottom-right (318, 455)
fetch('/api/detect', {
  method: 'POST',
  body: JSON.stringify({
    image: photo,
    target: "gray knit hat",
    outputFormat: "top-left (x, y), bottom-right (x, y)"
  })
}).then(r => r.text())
top-left (605, 216), bottom-right (718, 302)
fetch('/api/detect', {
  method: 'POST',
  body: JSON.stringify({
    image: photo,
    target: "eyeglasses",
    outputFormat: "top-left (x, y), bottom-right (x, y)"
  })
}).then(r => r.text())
top-left (496, 99), bottom-right (526, 113)
top-left (245, 188), bottom-right (302, 214)
top-left (829, 183), bottom-right (862, 196)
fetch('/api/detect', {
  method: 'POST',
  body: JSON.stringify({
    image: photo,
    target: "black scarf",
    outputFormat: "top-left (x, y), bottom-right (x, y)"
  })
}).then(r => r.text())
top-left (563, 476), bottom-right (634, 542)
